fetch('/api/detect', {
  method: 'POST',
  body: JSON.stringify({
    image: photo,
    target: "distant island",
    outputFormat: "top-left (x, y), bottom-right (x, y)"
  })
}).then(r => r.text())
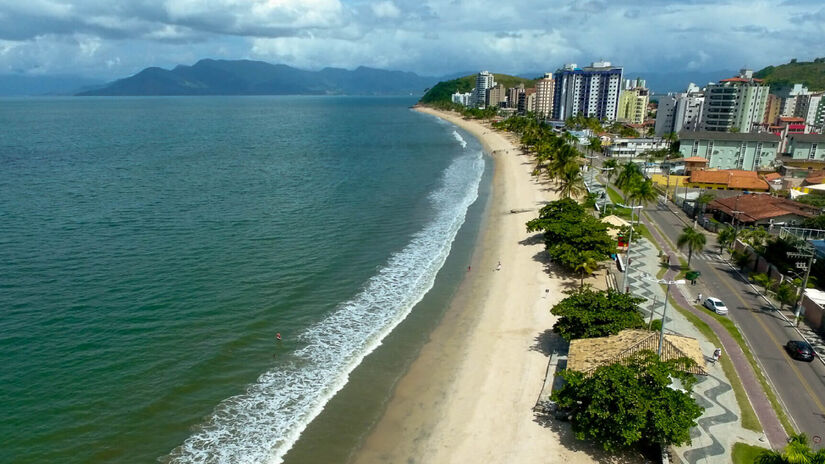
top-left (78, 59), bottom-right (441, 96)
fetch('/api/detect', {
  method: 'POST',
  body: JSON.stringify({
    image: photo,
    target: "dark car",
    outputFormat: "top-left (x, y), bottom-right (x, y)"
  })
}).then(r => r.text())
top-left (785, 340), bottom-right (816, 362)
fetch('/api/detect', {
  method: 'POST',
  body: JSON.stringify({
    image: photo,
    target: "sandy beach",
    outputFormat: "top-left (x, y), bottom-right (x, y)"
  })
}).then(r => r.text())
top-left (351, 108), bottom-right (635, 464)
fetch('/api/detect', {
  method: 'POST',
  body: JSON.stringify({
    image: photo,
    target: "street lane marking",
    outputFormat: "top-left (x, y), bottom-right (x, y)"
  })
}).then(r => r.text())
top-left (706, 263), bottom-right (825, 417)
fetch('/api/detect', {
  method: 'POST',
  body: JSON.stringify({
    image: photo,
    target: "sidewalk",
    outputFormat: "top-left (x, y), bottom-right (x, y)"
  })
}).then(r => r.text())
top-left (640, 214), bottom-right (788, 451)
top-left (623, 234), bottom-right (766, 462)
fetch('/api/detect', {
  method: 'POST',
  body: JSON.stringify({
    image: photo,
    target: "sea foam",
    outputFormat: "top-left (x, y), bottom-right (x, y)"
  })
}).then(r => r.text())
top-left (167, 129), bottom-right (484, 464)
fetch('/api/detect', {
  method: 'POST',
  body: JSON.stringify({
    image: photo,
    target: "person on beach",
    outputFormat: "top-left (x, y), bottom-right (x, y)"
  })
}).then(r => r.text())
top-left (496, 261), bottom-right (501, 271)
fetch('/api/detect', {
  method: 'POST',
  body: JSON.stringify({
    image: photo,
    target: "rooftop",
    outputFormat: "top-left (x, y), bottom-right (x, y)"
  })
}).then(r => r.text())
top-left (790, 133), bottom-right (825, 143)
top-left (683, 156), bottom-right (709, 163)
top-left (678, 130), bottom-right (780, 143)
top-left (689, 169), bottom-right (770, 190)
top-left (708, 193), bottom-right (819, 222)
top-left (567, 329), bottom-right (706, 376)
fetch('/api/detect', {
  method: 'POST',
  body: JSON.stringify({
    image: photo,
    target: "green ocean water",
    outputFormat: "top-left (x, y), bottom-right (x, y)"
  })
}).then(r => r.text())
top-left (0, 96), bottom-right (487, 463)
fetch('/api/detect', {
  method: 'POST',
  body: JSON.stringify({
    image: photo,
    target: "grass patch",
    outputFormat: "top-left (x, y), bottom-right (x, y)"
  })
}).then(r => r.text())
top-left (675, 258), bottom-right (690, 280)
top-left (606, 185), bottom-right (623, 204)
top-left (665, 295), bottom-right (761, 432)
top-left (698, 306), bottom-right (796, 436)
top-left (732, 442), bottom-right (769, 464)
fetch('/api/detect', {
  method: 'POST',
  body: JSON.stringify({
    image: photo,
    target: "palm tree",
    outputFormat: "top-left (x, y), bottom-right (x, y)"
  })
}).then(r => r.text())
top-left (716, 226), bottom-right (736, 255)
top-left (756, 433), bottom-right (825, 464)
top-left (602, 159), bottom-right (619, 183)
top-left (694, 191), bottom-right (715, 219)
top-left (573, 252), bottom-right (599, 288)
top-left (775, 282), bottom-right (798, 312)
top-left (558, 164), bottom-right (586, 199)
top-left (629, 179), bottom-right (658, 207)
top-left (615, 162), bottom-right (643, 202)
top-left (677, 226), bottom-right (706, 266)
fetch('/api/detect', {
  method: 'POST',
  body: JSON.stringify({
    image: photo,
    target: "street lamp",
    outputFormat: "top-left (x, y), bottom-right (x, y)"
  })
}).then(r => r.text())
top-left (641, 273), bottom-right (686, 356)
top-left (618, 203), bottom-right (644, 293)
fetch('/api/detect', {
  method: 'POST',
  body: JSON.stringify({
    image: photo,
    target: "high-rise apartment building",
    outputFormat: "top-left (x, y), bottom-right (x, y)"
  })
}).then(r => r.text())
top-left (486, 84), bottom-right (507, 108)
top-left (534, 73), bottom-right (555, 118)
top-left (473, 71), bottom-right (496, 108)
top-left (701, 69), bottom-right (769, 133)
top-left (763, 94), bottom-right (781, 125)
top-left (552, 62), bottom-right (623, 121)
top-left (507, 84), bottom-right (525, 109)
top-left (654, 83), bottom-right (704, 136)
top-left (617, 85), bottom-right (649, 124)
top-left (518, 88), bottom-right (536, 114)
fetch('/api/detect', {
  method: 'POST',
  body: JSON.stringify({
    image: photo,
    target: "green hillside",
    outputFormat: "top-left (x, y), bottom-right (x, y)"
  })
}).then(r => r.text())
top-left (754, 58), bottom-right (825, 92)
top-left (419, 73), bottom-right (538, 104)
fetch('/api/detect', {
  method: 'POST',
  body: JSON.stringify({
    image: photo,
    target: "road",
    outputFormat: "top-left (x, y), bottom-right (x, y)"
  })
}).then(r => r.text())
top-left (644, 201), bottom-right (825, 445)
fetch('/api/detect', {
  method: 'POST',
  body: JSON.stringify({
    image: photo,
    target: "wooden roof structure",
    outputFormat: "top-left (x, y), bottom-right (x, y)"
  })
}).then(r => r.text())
top-left (567, 329), bottom-right (707, 376)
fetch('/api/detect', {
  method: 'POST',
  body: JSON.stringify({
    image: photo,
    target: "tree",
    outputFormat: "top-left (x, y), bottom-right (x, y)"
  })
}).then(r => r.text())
top-left (717, 226), bottom-right (736, 255)
top-left (629, 179), bottom-right (658, 206)
top-left (756, 433), bottom-right (825, 464)
top-left (572, 251), bottom-right (600, 287)
top-left (694, 192), bottom-right (715, 218)
top-left (588, 136), bottom-right (603, 154)
top-left (802, 214), bottom-right (825, 230)
top-left (615, 162), bottom-right (643, 202)
top-left (558, 164), bottom-right (586, 199)
top-left (775, 282), bottom-right (798, 312)
top-left (732, 249), bottom-right (752, 271)
top-left (552, 351), bottom-right (703, 452)
top-left (550, 287), bottom-right (645, 340)
top-left (677, 226), bottom-right (706, 266)
top-left (603, 158), bottom-right (619, 183)
top-left (751, 273), bottom-right (772, 294)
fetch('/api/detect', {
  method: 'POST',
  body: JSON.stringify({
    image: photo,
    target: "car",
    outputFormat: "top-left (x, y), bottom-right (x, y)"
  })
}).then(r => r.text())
top-left (703, 297), bottom-right (729, 315)
top-left (785, 340), bottom-right (816, 362)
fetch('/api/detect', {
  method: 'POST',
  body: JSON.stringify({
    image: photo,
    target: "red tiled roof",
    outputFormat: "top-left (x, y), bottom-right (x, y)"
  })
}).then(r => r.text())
top-left (689, 170), bottom-right (770, 191)
top-left (720, 77), bottom-right (765, 83)
top-left (763, 173), bottom-right (781, 182)
top-left (780, 116), bottom-right (805, 123)
top-left (683, 157), bottom-right (709, 163)
top-left (708, 194), bottom-right (818, 222)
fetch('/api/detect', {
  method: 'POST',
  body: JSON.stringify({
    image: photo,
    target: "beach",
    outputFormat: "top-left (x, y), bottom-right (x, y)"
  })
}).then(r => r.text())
top-left (351, 107), bottom-right (629, 464)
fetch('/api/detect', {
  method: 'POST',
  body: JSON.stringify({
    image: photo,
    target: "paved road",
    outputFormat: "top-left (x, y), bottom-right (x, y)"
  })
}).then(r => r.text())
top-left (644, 201), bottom-right (825, 446)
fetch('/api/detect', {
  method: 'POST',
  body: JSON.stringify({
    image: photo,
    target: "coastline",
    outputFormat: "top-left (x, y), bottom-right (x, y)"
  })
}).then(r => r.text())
top-left (350, 107), bottom-right (613, 463)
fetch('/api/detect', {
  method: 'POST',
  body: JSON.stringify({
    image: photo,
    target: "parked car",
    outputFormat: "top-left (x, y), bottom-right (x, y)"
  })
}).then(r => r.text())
top-left (785, 340), bottom-right (816, 362)
top-left (703, 297), bottom-right (729, 315)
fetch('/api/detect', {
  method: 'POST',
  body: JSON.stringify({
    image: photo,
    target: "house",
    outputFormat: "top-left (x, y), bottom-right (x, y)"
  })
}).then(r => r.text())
top-left (604, 137), bottom-right (668, 158)
top-left (567, 329), bottom-right (706, 376)
top-left (707, 193), bottom-right (819, 226)
top-left (686, 169), bottom-right (770, 192)
top-left (787, 134), bottom-right (825, 162)
top-left (683, 156), bottom-right (709, 175)
top-left (678, 130), bottom-right (780, 171)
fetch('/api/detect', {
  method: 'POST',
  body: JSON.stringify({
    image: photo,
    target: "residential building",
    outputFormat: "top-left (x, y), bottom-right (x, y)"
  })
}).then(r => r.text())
top-left (451, 91), bottom-right (472, 106)
top-left (473, 71), bottom-right (496, 108)
top-left (780, 83), bottom-right (809, 117)
top-left (552, 61), bottom-right (623, 121)
top-left (678, 130), bottom-right (780, 170)
top-left (700, 69), bottom-right (769, 133)
top-left (763, 94), bottom-right (781, 125)
top-left (604, 137), bottom-right (668, 158)
top-left (686, 170), bottom-right (770, 192)
top-left (486, 84), bottom-right (507, 108)
top-left (707, 194), bottom-right (818, 227)
top-left (787, 134), bottom-right (825, 162)
top-left (518, 88), bottom-right (536, 114)
top-left (654, 84), bottom-right (704, 136)
top-left (617, 86), bottom-right (650, 124)
top-left (507, 84), bottom-right (525, 109)
top-left (534, 73), bottom-right (554, 118)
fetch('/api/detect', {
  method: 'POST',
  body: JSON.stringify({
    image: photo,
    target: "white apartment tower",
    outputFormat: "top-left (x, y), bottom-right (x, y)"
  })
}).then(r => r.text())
top-left (473, 71), bottom-right (496, 108)
top-left (552, 62), bottom-right (623, 121)
top-left (655, 83), bottom-right (705, 136)
top-left (534, 73), bottom-right (555, 118)
top-left (701, 69), bottom-right (769, 133)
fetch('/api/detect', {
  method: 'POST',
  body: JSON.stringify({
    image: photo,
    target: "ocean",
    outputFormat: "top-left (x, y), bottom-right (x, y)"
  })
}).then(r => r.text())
top-left (0, 96), bottom-right (488, 463)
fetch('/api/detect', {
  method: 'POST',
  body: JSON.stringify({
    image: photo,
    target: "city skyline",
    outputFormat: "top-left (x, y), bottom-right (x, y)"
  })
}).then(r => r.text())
top-left (0, 0), bottom-right (824, 79)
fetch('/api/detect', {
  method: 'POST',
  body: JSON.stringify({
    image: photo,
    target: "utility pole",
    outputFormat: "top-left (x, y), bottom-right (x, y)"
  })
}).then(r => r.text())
top-left (789, 250), bottom-right (816, 326)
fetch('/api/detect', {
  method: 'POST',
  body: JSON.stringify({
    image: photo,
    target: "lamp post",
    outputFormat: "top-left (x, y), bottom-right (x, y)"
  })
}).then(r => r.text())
top-left (641, 273), bottom-right (686, 356)
top-left (619, 203), bottom-right (644, 293)
top-left (789, 250), bottom-right (816, 326)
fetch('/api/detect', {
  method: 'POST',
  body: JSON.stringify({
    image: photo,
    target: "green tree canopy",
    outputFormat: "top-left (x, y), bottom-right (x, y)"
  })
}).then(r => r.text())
top-left (552, 351), bottom-right (703, 451)
top-left (550, 287), bottom-right (645, 340)
top-left (677, 226), bottom-right (706, 265)
top-left (526, 199), bottom-right (616, 271)
top-left (756, 433), bottom-right (825, 464)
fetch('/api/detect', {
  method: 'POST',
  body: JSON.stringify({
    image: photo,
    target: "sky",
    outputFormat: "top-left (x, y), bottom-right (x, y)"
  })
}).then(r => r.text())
top-left (0, 0), bottom-right (823, 79)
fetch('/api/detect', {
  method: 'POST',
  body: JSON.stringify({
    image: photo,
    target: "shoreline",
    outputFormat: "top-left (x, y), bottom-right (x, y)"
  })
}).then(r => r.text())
top-left (350, 107), bottom-right (615, 463)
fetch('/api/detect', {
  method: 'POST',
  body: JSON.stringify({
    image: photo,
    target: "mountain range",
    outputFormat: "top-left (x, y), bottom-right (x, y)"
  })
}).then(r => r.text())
top-left (77, 59), bottom-right (440, 96)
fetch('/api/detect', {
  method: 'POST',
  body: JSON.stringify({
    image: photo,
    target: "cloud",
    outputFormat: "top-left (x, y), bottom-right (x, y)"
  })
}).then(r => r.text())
top-left (0, 0), bottom-right (822, 79)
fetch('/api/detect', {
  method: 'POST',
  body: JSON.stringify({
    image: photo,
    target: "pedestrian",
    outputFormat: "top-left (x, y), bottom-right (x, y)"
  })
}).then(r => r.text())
top-left (496, 260), bottom-right (502, 271)
top-left (468, 265), bottom-right (471, 272)
top-left (544, 288), bottom-right (550, 299)
top-left (697, 292), bottom-right (703, 304)
top-left (712, 347), bottom-right (722, 364)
